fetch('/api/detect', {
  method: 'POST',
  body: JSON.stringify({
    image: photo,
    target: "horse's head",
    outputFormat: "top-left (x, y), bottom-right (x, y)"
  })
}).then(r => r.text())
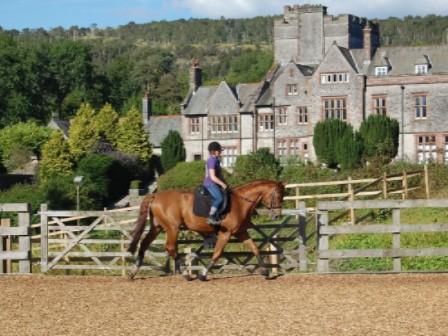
top-left (261, 181), bottom-right (285, 220)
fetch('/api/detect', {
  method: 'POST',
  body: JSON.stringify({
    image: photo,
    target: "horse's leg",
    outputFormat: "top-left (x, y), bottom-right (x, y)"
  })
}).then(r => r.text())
top-left (130, 225), bottom-right (162, 280)
top-left (235, 231), bottom-right (269, 278)
top-left (198, 231), bottom-right (231, 281)
top-left (164, 226), bottom-right (185, 276)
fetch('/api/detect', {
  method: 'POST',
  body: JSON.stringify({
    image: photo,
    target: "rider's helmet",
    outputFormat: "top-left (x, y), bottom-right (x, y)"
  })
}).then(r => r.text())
top-left (208, 141), bottom-right (222, 152)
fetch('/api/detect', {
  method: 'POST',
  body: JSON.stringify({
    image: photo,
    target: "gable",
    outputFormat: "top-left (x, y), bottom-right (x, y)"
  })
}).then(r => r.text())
top-left (317, 43), bottom-right (359, 74)
top-left (209, 81), bottom-right (239, 115)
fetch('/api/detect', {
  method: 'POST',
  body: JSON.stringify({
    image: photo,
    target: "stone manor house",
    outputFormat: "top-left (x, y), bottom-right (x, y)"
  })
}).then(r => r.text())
top-left (146, 4), bottom-right (448, 167)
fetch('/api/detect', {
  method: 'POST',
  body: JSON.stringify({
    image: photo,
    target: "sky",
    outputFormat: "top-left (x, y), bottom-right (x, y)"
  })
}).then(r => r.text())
top-left (1, 0), bottom-right (448, 31)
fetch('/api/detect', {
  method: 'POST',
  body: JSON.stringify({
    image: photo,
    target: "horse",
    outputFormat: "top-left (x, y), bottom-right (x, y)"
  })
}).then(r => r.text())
top-left (128, 179), bottom-right (285, 281)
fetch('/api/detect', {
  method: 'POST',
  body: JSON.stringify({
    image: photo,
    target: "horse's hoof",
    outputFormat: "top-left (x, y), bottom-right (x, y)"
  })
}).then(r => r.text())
top-left (129, 265), bottom-right (139, 280)
top-left (182, 272), bottom-right (194, 281)
top-left (198, 274), bottom-right (208, 281)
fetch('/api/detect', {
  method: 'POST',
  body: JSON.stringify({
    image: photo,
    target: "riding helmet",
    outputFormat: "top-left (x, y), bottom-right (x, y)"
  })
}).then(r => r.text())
top-left (208, 141), bottom-right (222, 152)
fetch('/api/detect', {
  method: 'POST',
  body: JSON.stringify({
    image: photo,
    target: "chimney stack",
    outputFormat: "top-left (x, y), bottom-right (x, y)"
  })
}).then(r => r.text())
top-left (189, 58), bottom-right (202, 93)
top-left (142, 89), bottom-right (152, 126)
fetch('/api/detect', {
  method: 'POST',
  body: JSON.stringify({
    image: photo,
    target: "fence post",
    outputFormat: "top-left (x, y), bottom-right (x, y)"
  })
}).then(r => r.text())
top-left (348, 177), bottom-right (355, 225)
top-left (295, 187), bottom-right (300, 210)
top-left (298, 212), bottom-right (307, 272)
top-left (392, 208), bottom-right (401, 272)
top-left (1, 219), bottom-right (12, 273)
top-left (402, 170), bottom-right (408, 199)
top-left (424, 164), bottom-right (430, 199)
top-left (40, 204), bottom-right (48, 273)
top-left (383, 172), bottom-right (388, 198)
top-left (317, 210), bottom-right (329, 273)
top-left (18, 204), bottom-right (31, 274)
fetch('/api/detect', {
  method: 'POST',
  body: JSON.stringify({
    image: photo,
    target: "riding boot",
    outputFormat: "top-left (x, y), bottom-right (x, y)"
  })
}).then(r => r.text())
top-left (207, 215), bottom-right (221, 226)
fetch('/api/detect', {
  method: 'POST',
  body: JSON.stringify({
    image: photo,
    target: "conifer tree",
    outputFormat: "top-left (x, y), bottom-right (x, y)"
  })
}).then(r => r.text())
top-left (116, 106), bottom-right (152, 163)
top-left (160, 130), bottom-right (186, 172)
top-left (68, 103), bottom-right (99, 161)
top-left (359, 114), bottom-right (399, 164)
top-left (313, 119), bottom-right (349, 168)
top-left (94, 103), bottom-right (119, 146)
top-left (39, 130), bottom-right (73, 183)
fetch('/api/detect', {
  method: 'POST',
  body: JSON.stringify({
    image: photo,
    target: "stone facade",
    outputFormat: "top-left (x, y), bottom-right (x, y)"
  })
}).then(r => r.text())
top-left (147, 4), bottom-right (448, 167)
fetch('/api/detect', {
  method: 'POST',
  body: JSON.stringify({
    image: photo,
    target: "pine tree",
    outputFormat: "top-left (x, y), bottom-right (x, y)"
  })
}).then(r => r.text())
top-left (94, 103), bottom-right (119, 146)
top-left (160, 130), bottom-right (186, 172)
top-left (39, 130), bottom-right (73, 183)
top-left (68, 103), bottom-right (99, 161)
top-left (116, 106), bottom-right (152, 163)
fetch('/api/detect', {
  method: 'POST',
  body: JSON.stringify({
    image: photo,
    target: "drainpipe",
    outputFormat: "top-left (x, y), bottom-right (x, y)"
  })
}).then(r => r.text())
top-left (401, 85), bottom-right (405, 159)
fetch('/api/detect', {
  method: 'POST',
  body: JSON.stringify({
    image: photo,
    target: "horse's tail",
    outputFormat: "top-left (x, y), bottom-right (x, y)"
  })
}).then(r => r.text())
top-left (128, 193), bottom-right (155, 255)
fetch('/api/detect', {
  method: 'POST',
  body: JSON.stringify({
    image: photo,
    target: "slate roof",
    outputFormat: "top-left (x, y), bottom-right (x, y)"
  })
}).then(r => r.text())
top-left (147, 115), bottom-right (182, 147)
top-left (182, 82), bottom-right (262, 115)
top-left (366, 45), bottom-right (448, 76)
top-left (47, 118), bottom-right (71, 139)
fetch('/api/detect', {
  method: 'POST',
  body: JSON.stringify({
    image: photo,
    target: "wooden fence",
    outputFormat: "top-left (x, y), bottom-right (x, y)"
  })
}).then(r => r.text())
top-left (316, 199), bottom-right (448, 273)
top-left (0, 203), bottom-right (32, 274)
top-left (285, 166), bottom-right (428, 224)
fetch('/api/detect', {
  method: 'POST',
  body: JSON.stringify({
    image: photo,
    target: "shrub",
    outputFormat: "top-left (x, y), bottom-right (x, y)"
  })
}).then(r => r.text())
top-left (157, 161), bottom-right (206, 191)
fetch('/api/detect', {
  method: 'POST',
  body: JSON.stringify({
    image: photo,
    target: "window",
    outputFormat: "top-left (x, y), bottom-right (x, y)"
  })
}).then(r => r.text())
top-left (221, 147), bottom-right (237, 167)
top-left (415, 64), bottom-right (428, 74)
top-left (209, 115), bottom-right (238, 133)
top-left (286, 84), bottom-right (298, 95)
top-left (321, 73), bottom-right (349, 83)
top-left (322, 97), bottom-right (347, 121)
top-left (259, 113), bottom-right (274, 131)
top-left (372, 95), bottom-right (387, 115)
top-left (277, 108), bottom-right (287, 126)
top-left (297, 106), bottom-right (308, 125)
top-left (375, 67), bottom-right (388, 76)
top-left (194, 154), bottom-right (202, 161)
top-left (276, 138), bottom-right (308, 161)
top-left (444, 136), bottom-right (448, 163)
top-left (189, 117), bottom-right (200, 134)
top-left (417, 135), bottom-right (436, 163)
top-left (413, 94), bottom-right (427, 119)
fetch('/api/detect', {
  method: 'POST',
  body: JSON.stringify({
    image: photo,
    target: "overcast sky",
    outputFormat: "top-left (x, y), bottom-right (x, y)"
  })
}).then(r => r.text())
top-left (1, 0), bottom-right (448, 31)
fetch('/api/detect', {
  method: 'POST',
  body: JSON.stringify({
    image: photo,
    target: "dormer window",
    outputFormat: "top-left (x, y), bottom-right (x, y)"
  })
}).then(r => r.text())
top-left (415, 64), bottom-right (428, 74)
top-left (375, 66), bottom-right (388, 76)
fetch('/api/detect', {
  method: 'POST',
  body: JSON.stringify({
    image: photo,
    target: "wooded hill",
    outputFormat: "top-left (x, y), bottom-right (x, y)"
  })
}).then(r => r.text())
top-left (0, 14), bottom-right (447, 126)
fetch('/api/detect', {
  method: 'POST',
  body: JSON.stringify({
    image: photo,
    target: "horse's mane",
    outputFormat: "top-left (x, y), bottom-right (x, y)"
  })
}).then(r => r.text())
top-left (233, 179), bottom-right (277, 192)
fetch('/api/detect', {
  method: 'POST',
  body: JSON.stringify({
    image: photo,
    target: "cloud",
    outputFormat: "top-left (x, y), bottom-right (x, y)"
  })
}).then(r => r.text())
top-left (170, 0), bottom-right (448, 20)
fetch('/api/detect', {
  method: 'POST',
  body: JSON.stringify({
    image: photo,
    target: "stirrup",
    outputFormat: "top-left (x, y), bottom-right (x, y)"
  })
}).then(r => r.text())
top-left (207, 215), bottom-right (221, 226)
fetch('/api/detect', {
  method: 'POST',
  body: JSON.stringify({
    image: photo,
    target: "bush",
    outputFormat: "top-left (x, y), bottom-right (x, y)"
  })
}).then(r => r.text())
top-left (76, 153), bottom-right (132, 207)
top-left (229, 148), bottom-right (280, 186)
top-left (157, 161), bottom-right (206, 191)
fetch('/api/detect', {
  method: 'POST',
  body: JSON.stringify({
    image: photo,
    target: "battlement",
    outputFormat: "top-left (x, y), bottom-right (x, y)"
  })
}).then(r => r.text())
top-left (283, 4), bottom-right (327, 15)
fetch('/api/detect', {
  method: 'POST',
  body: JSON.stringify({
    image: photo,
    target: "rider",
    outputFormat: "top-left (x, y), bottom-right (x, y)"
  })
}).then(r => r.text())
top-left (203, 141), bottom-right (228, 226)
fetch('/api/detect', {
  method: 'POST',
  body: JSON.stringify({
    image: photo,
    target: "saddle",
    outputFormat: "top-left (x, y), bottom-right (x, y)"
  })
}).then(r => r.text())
top-left (193, 185), bottom-right (230, 219)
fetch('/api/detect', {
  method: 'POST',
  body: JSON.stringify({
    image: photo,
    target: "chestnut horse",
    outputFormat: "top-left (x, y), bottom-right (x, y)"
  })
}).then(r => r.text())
top-left (128, 179), bottom-right (285, 281)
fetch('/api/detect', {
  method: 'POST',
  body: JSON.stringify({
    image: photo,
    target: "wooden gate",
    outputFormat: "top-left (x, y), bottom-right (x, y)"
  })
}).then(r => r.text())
top-left (0, 203), bottom-right (31, 274)
top-left (39, 204), bottom-right (311, 275)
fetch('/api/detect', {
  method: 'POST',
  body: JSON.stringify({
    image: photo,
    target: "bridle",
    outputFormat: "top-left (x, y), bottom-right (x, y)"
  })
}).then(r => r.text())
top-left (231, 185), bottom-right (283, 211)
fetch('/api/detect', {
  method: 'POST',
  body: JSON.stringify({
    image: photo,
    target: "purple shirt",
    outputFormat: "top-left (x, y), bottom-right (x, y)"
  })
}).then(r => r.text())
top-left (203, 156), bottom-right (221, 187)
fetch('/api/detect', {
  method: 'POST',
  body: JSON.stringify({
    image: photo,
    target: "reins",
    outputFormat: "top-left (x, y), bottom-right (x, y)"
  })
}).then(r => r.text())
top-left (230, 185), bottom-right (283, 210)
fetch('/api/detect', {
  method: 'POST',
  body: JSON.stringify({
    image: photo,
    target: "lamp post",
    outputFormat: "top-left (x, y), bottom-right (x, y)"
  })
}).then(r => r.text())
top-left (401, 85), bottom-right (405, 159)
top-left (74, 176), bottom-right (84, 215)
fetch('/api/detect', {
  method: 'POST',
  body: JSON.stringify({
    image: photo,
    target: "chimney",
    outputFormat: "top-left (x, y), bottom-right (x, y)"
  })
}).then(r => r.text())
top-left (363, 24), bottom-right (373, 62)
top-left (189, 58), bottom-right (202, 93)
top-left (142, 89), bottom-right (152, 126)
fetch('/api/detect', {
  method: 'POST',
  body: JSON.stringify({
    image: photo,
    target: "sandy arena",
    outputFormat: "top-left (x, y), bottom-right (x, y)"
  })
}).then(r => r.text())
top-left (0, 273), bottom-right (447, 335)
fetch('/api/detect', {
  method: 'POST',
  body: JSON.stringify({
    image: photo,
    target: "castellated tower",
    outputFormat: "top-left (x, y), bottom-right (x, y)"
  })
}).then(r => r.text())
top-left (274, 4), bottom-right (379, 66)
